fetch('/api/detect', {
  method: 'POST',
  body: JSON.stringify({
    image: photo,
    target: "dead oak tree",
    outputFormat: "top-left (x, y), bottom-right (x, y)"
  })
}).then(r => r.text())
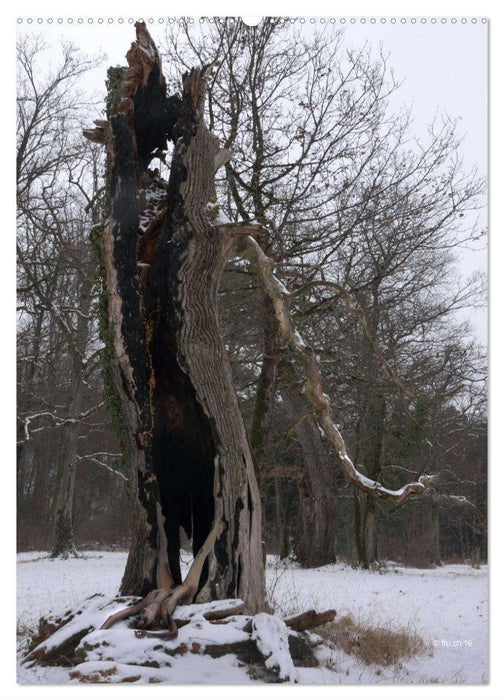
top-left (85, 22), bottom-right (425, 624)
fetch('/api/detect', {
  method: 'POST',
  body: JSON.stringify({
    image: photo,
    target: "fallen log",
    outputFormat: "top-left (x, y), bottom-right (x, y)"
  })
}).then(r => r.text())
top-left (174, 598), bottom-right (245, 624)
top-left (283, 609), bottom-right (336, 632)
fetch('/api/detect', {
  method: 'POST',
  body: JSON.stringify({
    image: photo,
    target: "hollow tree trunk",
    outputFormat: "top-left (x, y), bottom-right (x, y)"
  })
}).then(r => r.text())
top-left (281, 381), bottom-right (339, 568)
top-left (87, 24), bottom-right (266, 612)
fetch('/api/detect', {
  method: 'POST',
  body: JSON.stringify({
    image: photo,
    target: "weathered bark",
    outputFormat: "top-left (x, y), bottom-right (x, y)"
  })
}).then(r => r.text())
top-left (87, 24), bottom-right (266, 612)
top-left (85, 23), bottom-right (425, 616)
top-left (281, 381), bottom-right (339, 568)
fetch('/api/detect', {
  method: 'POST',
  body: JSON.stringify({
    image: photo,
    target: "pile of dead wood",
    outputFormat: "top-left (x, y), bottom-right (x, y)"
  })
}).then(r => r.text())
top-left (23, 596), bottom-right (335, 683)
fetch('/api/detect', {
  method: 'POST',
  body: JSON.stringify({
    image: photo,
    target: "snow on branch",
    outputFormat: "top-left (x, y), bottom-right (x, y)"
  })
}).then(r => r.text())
top-left (19, 402), bottom-right (105, 442)
top-left (418, 474), bottom-right (475, 508)
top-left (230, 229), bottom-right (425, 505)
top-left (438, 494), bottom-right (475, 508)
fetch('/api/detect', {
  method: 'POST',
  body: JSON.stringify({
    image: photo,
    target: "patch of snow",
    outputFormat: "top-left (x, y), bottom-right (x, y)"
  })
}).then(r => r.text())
top-left (293, 330), bottom-right (306, 349)
top-left (20, 654), bottom-right (257, 685)
top-left (266, 556), bottom-right (488, 684)
top-left (174, 598), bottom-right (244, 621)
top-left (216, 209), bottom-right (231, 224)
top-left (17, 551), bottom-right (488, 684)
top-left (16, 551), bottom-right (128, 633)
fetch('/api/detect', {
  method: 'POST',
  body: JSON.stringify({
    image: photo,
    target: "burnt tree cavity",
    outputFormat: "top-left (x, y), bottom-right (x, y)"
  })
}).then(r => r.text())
top-left (85, 22), bottom-right (267, 613)
top-left (132, 64), bottom-right (181, 169)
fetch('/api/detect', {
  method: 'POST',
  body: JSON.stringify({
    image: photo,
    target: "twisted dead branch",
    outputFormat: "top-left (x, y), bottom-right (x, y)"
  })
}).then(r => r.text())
top-left (101, 519), bottom-right (223, 636)
top-left (226, 228), bottom-right (425, 505)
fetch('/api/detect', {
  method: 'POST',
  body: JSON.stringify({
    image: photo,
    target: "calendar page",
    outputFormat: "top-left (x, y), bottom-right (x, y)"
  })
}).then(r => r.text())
top-left (15, 14), bottom-right (488, 689)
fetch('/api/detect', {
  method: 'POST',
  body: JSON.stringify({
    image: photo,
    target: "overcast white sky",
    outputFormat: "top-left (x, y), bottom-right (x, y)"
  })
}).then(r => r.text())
top-left (17, 17), bottom-right (488, 343)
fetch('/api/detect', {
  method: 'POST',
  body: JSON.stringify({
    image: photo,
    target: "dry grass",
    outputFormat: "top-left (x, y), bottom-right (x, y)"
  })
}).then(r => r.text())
top-left (318, 614), bottom-right (428, 667)
top-left (69, 666), bottom-right (118, 682)
top-left (16, 622), bottom-right (33, 639)
top-left (67, 667), bottom-right (143, 683)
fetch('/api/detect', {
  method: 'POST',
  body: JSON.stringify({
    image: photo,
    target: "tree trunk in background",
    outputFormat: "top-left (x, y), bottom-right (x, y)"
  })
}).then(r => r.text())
top-left (274, 478), bottom-right (291, 559)
top-left (50, 264), bottom-right (94, 558)
top-left (281, 383), bottom-right (338, 567)
top-left (17, 311), bottom-right (45, 469)
top-left (17, 311), bottom-right (46, 546)
top-left (405, 497), bottom-right (441, 567)
top-left (249, 294), bottom-right (280, 541)
top-left (362, 496), bottom-right (379, 565)
top-left (353, 390), bottom-right (386, 569)
top-left (50, 411), bottom-right (80, 558)
top-left (89, 24), bottom-right (266, 612)
top-left (353, 282), bottom-right (386, 569)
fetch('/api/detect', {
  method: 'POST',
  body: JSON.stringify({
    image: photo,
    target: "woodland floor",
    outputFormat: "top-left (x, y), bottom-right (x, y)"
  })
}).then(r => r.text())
top-left (16, 551), bottom-right (488, 684)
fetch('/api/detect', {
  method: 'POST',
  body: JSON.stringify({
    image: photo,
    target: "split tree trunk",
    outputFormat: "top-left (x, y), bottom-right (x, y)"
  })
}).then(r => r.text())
top-left (86, 24), bottom-right (266, 612)
top-left (85, 23), bottom-right (426, 610)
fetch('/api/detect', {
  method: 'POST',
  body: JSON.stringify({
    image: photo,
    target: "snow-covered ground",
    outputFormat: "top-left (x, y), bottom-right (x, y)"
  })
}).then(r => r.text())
top-left (17, 551), bottom-right (488, 684)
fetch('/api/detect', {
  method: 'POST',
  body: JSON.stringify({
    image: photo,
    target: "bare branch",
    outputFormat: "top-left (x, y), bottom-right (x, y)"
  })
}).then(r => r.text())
top-left (73, 453), bottom-right (127, 482)
top-left (19, 402), bottom-right (105, 442)
top-left (289, 278), bottom-right (414, 398)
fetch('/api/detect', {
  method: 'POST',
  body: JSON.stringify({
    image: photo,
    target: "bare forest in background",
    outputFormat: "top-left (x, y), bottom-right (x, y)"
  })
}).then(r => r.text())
top-left (16, 19), bottom-right (487, 571)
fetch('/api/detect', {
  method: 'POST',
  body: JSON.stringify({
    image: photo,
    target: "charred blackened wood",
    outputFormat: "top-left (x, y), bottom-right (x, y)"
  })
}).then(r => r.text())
top-left (83, 22), bottom-right (267, 614)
